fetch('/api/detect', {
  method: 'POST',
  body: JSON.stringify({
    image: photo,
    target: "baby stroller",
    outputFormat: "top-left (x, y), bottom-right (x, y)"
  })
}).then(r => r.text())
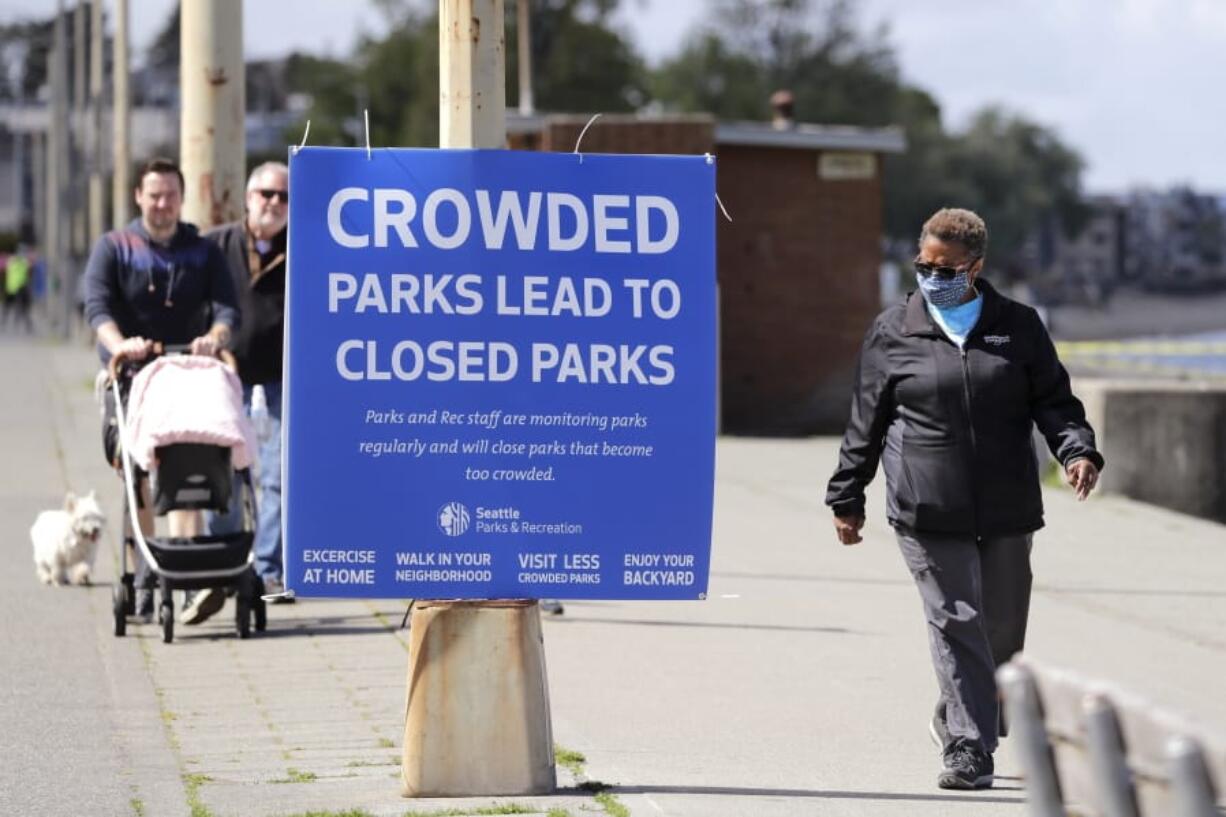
top-left (106, 343), bottom-right (267, 643)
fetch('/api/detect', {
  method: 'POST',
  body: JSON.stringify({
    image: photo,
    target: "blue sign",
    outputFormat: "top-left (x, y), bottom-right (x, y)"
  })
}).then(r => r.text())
top-left (284, 148), bottom-right (716, 600)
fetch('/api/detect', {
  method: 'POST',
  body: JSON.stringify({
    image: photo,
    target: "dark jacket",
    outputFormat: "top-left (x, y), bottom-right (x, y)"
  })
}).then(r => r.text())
top-left (826, 279), bottom-right (1104, 537)
top-left (83, 219), bottom-right (239, 362)
top-left (204, 220), bottom-right (286, 385)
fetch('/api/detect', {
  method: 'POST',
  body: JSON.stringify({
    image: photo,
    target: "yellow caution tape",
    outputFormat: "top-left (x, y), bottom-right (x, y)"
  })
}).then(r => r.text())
top-left (1056, 341), bottom-right (1226, 356)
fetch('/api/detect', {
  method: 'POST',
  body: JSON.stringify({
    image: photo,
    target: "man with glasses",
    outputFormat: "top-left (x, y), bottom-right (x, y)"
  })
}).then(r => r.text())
top-left (187, 162), bottom-right (292, 624)
top-left (825, 208), bottom-right (1103, 791)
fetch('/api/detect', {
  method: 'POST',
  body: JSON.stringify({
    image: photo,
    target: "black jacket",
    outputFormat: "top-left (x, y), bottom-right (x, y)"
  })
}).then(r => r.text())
top-left (826, 280), bottom-right (1104, 537)
top-left (205, 221), bottom-right (286, 385)
top-left (83, 219), bottom-right (239, 362)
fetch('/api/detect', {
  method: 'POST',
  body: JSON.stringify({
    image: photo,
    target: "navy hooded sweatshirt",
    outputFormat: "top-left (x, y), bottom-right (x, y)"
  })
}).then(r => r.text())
top-left (83, 218), bottom-right (239, 362)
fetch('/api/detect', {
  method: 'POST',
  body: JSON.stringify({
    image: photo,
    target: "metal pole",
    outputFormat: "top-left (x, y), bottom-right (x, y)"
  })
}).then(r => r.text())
top-left (179, 0), bottom-right (245, 228)
top-left (997, 663), bottom-right (1066, 817)
top-left (89, 0), bottom-right (106, 241)
top-left (45, 61), bottom-right (59, 313)
top-left (439, 0), bottom-right (506, 149)
top-left (13, 131), bottom-right (26, 238)
top-left (73, 1), bottom-right (88, 257)
top-left (1084, 694), bottom-right (1140, 817)
top-left (32, 133), bottom-right (46, 252)
top-left (1166, 737), bottom-right (1219, 817)
top-left (111, 0), bottom-right (130, 229)
top-left (52, 4), bottom-right (72, 336)
top-left (401, 0), bottom-right (554, 797)
top-left (516, 0), bottom-right (534, 116)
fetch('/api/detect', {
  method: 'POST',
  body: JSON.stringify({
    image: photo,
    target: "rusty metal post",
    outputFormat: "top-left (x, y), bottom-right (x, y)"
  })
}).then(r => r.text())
top-left (111, 0), bottom-right (130, 229)
top-left (401, 0), bottom-right (555, 797)
top-left (439, 0), bottom-right (507, 149)
top-left (179, 0), bottom-right (245, 228)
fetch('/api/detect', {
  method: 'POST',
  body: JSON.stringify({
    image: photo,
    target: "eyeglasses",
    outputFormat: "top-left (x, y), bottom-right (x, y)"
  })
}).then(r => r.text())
top-left (255, 189), bottom-right (289, 203)
top-left (913, 257), bottom-right (978, 280)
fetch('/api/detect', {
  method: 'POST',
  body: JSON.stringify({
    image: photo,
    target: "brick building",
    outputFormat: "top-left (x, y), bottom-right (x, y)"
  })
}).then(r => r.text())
top-left (512, 113), bottom-right (906, 433)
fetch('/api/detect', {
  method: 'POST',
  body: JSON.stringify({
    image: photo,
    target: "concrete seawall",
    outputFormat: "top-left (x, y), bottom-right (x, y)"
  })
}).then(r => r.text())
top-left (1072, 378), bottom-right (1226, 524)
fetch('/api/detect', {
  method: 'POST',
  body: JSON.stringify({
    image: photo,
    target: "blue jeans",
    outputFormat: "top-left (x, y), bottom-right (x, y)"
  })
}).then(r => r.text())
top-left (207, 381), bottom-right (283, 582)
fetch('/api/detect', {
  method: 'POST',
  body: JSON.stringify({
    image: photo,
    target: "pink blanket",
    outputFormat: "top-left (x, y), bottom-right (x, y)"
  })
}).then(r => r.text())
top-left (125, 356), bottom-right (257, 470)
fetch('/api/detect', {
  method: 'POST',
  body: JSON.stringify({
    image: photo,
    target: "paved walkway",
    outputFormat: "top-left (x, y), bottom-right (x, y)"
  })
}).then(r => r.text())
top-left (2, 334), bottom-right (1224, 817)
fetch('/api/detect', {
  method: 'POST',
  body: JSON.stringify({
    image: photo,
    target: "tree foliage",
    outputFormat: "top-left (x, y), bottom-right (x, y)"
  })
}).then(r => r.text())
top-left (0, 0), bottom-right (1088, 274)
top-left (651, 0), bottom-right (1087, 270)
top-left (507, 0), bottom-right (647, 114)
top-left (0, 18), bottom-right (53, 101)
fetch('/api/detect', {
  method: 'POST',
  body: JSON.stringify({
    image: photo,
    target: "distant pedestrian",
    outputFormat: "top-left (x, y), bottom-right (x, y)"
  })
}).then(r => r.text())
top-left (5, 245), bottom-right (35, 333)
top-left (201, 162), bottom-right (292, 615)
top-left (825, 207), bottom-right (1104, 791)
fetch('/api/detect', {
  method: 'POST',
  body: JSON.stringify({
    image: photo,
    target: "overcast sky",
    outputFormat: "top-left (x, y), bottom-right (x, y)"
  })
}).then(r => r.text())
top-left (5, 0), bottom-right (1224, 193)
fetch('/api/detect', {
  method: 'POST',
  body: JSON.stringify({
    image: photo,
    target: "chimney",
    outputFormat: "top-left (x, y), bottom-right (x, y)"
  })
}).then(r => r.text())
top-left (770, 89), bottom-right (795, 130)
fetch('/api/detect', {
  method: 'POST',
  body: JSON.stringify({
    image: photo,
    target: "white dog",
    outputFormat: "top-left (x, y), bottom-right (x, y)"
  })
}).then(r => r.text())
top-left (31, 491), bottom-right (107, 586)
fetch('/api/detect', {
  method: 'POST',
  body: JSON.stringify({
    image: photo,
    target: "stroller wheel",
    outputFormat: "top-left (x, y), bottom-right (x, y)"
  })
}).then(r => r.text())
top-left (112, 584), bottom-right (127, 637)
top-left (160, 585), bottom-right (174, 644)
top-left (122, 572), bottom-right (136, 616)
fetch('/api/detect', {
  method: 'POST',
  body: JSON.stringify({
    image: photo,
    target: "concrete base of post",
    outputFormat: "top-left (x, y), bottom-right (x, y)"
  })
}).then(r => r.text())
top-left (401, 600), bottom-right (556, 797)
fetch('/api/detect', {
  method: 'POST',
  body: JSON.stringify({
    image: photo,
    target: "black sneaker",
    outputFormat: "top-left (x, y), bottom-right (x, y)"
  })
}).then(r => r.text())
top-left (540, 599), bottom-right (564, 616)
top-left (181, 588), bottom-right (225, 625)
top-left (938, 740), bottom-right (994, 790)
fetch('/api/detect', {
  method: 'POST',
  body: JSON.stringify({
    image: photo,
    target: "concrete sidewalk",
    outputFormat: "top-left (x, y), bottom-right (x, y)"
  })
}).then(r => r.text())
top-left (2, 334), bottom-right (1224, 817)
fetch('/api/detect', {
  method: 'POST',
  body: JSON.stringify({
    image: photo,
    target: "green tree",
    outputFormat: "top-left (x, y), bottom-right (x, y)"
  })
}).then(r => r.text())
top-left (942, 107), bottom-right (1088, 274)
top-left (286, 0), bottom-right (646, 149)
top-left (356, 4), bottom-right (438, 147)
top-left (649, 33), bottom-right (767, 120)
top-left (506, 0), bottom-right (647, 114)
top-left (649, 0), bottom-right (1088, 274)
top-left (653, 0), bottom-right (901, 125)
top-left (274, 53), bottom-right (361, 150)
top-left (145, 5), bottom-right (179, 78)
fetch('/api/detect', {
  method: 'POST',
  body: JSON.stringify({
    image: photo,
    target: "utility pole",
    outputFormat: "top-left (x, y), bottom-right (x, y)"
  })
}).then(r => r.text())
top-left (438, 0), bottom-right (507, 149)
top-left (73, 1), bottom-right (88, 258)
top-left (50, 3), bottom-right (71, 335)
top-left (89, 0), bottom-right (106, 241)
top-left (111, 0), bottom-right (130, 229)
top-left (517, 0), bottom-right (534, 116)
top-left (179, 0), bottom-right (245, 228)
top-left (45, 48), bottom-right (58, 324)
top-left (32, 133), bottom-right (46, 253)
top-left (401, 1), bottom-right (554, 798)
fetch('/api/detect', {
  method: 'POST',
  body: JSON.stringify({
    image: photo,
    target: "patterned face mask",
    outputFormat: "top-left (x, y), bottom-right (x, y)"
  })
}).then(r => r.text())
top-left (916, 270), bottom-right (971, 308)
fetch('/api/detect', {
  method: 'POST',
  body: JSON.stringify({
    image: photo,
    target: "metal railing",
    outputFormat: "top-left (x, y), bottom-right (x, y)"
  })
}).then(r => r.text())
top-left (998, 657), bottom-right (1226, 817)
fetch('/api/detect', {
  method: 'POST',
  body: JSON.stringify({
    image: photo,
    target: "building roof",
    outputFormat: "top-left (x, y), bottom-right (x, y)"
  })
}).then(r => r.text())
top-left (507, 111), bottom-right (906, 154)
top-left (505, 112), bottom-right (715, 136)
top-left (716, 121), bottom-right (906, 154)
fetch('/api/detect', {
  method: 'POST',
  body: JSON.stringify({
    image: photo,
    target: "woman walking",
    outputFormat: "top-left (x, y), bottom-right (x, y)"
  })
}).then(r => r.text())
top-left (825, 207), bottom-right (1104, 790)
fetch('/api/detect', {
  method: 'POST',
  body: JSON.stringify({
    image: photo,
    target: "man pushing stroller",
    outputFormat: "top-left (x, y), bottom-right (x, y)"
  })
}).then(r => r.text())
top-left (83, 157), bottom-right (239, 622)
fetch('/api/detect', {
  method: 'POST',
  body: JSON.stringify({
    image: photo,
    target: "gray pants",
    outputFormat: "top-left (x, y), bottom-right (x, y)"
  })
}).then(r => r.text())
top-left (895, 527), bottom-right (1033, 754)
